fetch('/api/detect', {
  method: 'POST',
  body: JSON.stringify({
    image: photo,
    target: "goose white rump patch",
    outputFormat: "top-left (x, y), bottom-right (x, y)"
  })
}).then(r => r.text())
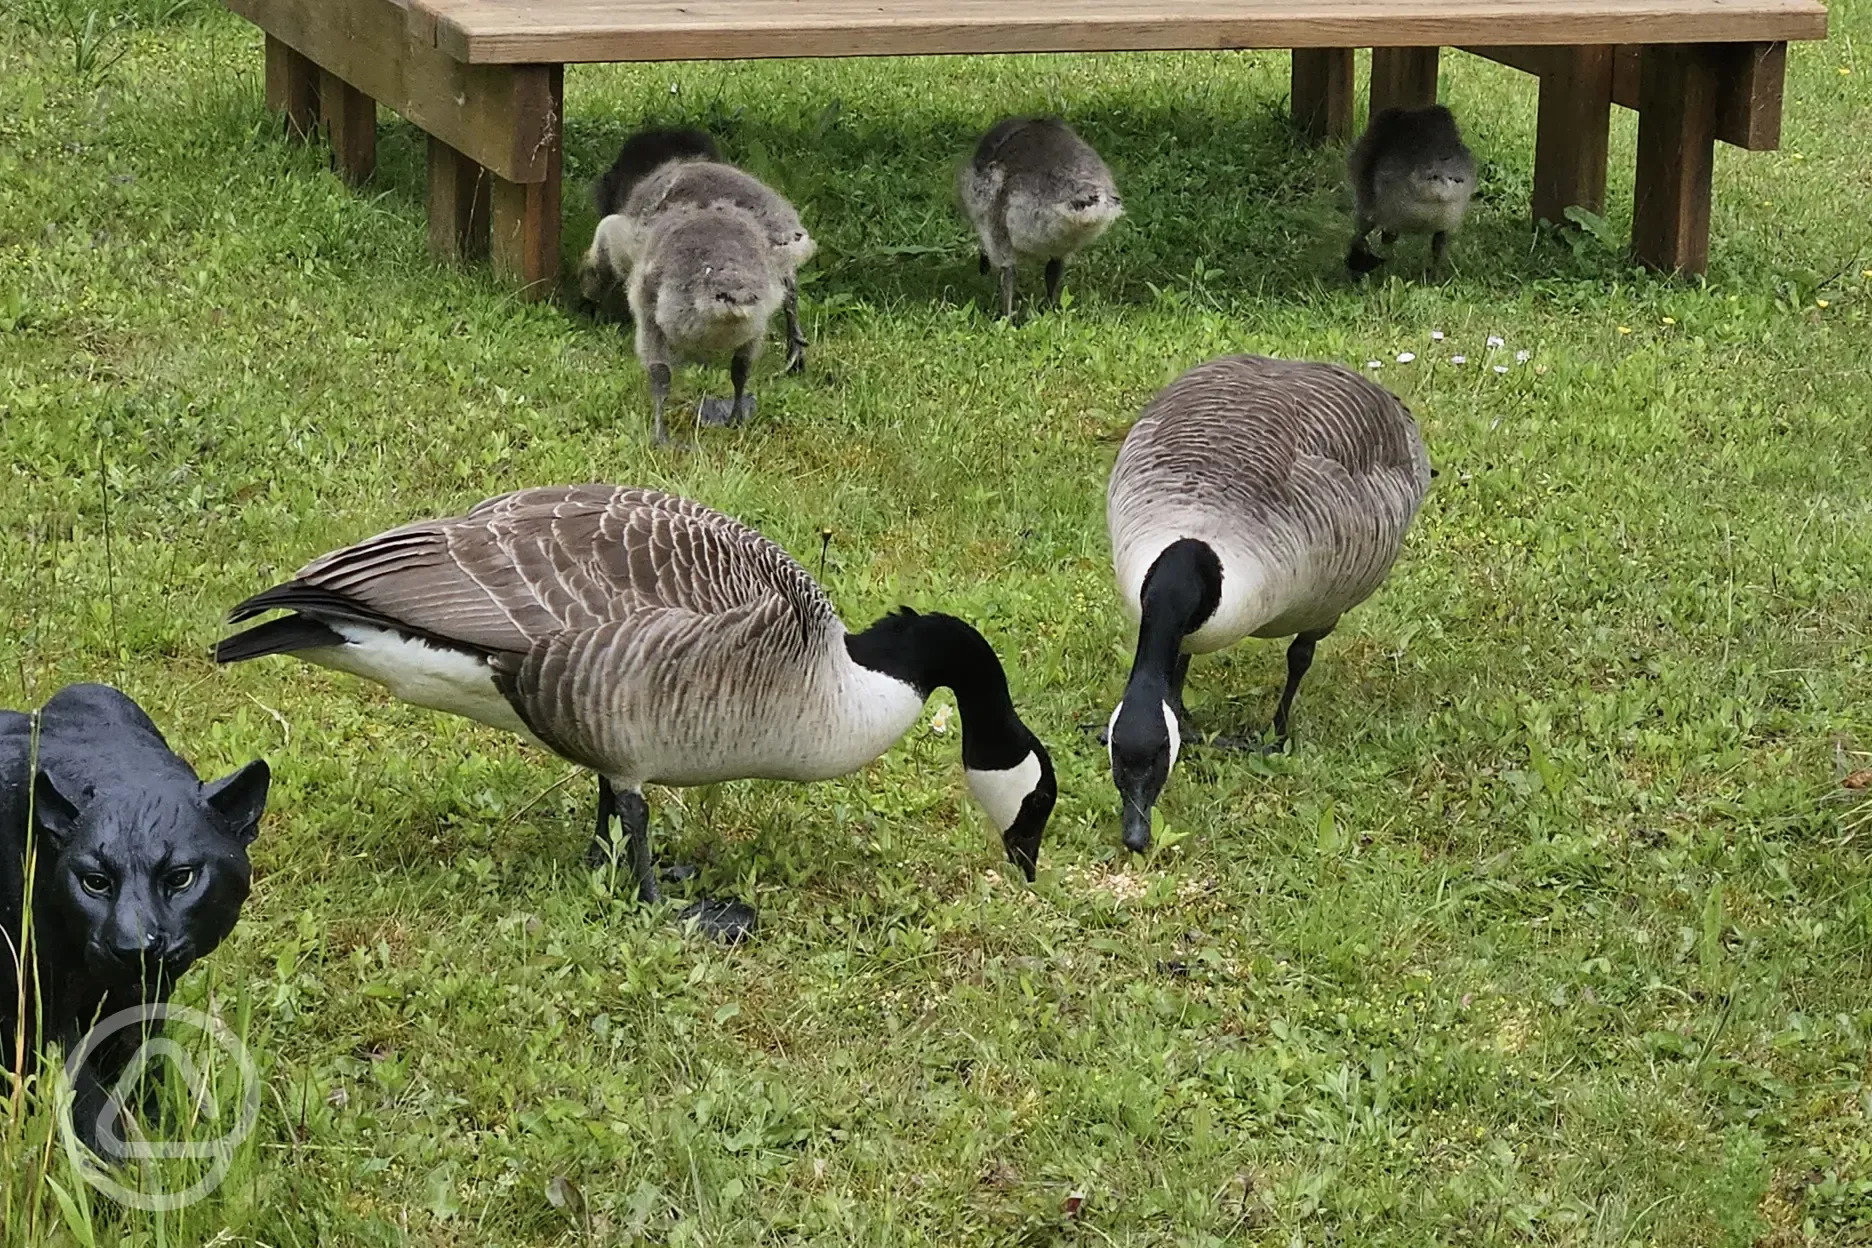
top-left (306, 624), bottom-right (538, 742)
top-left (965, 752), bottom-right (1043, 834)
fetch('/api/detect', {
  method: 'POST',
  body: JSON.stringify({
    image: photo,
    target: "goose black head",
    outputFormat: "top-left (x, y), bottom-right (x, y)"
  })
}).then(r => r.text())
top-left (1107, 694), bottom-right (1180, 854)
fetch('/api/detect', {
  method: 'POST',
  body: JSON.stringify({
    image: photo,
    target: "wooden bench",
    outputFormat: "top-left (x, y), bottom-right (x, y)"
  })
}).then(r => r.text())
top-left (228, 0), bottom-right (1829, 297)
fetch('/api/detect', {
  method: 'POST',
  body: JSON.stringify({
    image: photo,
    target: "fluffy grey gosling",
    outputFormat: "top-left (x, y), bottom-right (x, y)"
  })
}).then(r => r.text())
top-left (1105, 355), bottom-right (1431, 853)
top-left (959, 117), bottom-right (1123, 319)
top-left (623, 204), bottom-right (785, 445)
top-left (594, 125), bottom-right (718, 220)
top-left (1346, 104), bottom-right (1476, 275)
top-left (581, 140), bottom-right (816, 374)
top-left (580, 125), bottom-right (719, 316)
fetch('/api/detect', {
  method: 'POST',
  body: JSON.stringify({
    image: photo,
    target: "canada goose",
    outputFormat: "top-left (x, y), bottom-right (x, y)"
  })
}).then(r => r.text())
top-left (580, 142), bottom-right (815, 374)
top-left (625, 204), bottom-right (786, 444)
top-left (959, 117), bottom-right (1123, 319)
top-left (1104, 355), bottom-right (1431, 852)
top-left (1346, 105), bottom-right (1476, 275)
top-left (213, 485), bottom-right (1057, 940)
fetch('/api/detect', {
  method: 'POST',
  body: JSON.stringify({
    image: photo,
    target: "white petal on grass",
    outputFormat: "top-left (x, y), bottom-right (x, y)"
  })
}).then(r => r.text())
top-left (1450, 354), bottom-right (1467, 365)
top-left (1493, 365), bottom-right (1509, 374)
top-left (1366, 360), bottom-right (1383, 369)
top-left (1431, 330), bottom-right (1446, 341)
top-left (1515, 350), bottom-right (1531, 363)
top-left (1396, 351), bottom-right (1416, 363)
top-left (1486, 334), bottom-right (1505, 348)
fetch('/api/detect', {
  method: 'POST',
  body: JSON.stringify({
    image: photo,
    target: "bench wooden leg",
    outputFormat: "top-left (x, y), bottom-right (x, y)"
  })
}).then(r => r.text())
top-left (263, 34), bottom-right (318, 140)
top-left (1633, 44), bottom-right (1718, 274)
top-left (428, 137), bottom-right (492, 261)
top-left (489, 64), bottom-right (564, 299)
top-left (318, 67), bottom-right (377, 185)
top-left (1292, 48), bottom-right (1355, 142)
top-left (1370, 47), bottom-right (1440, 115)
top-left (1533, 45), bottom-right (1614, 225)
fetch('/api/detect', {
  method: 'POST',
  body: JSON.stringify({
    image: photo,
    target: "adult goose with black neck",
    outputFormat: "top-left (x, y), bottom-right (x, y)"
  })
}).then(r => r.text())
top-left (1105, 355), bottom-right (1431, 853)
top-left (214, 485), bottom-right (1056, 939)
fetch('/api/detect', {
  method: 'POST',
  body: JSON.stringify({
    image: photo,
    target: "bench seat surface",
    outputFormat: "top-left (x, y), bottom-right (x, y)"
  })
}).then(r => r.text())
top-left (414, 0), bottom-right (1827, 65)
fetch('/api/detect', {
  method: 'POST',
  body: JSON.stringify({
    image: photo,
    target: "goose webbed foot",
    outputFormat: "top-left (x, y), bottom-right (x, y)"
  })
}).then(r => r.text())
top-left (1206, 730), bottom-right (1289, 755)
top-left (696, 393), bottom-right (757, 427)
top-left (678, 897), bottom-right (758, 944)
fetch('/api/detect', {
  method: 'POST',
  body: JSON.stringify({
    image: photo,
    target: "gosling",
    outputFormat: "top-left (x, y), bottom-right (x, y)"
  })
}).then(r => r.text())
top-left (959, 117), bottom-right (1123, 319)
top-left (581, 135), bottom-right (815, 373)
top-left (625, 204), bottom-right (784, 445)
top-left (1346, 104), bottom-right (1476, 276)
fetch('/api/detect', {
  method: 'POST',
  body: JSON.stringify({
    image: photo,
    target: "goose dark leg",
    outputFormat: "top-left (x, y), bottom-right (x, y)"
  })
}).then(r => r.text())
top-left (782, 275), bottom-right (807, 375)
top-left (621, 788), bottom-right (659, 904)
top-left (1210, 627), bottom-right (1333, 752)
top-left (647, 362), bottom-right (673, 446)
top-left (1043, 257), bottom-right (1065, 308)
top-left (1347, 214), bottom-right (1384, 275)
top-left (699, 346), bottom-right (758, 427)
top-left (585, 776), bottom-right (618, 869)
top-left (1430, 230), bottom-right (1451, 268)
top-left (998, 265), bottom-right (1017, 321)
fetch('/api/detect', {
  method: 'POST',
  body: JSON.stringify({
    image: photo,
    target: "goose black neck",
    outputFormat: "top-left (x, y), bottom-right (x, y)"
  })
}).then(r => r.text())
top-left (1126, 539), bottom-right (1222, 698)
top-left (845, 608), bottom-right (1030, 770)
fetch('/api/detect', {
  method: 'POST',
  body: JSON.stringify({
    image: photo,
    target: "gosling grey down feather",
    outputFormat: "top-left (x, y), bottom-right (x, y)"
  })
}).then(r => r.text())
top-left (1108, 354), bottom-right (1432, 652)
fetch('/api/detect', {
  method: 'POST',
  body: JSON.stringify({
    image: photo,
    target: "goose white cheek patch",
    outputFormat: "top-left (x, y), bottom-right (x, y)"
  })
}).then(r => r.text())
top-left (965, 752), bottom-right (1043, 834)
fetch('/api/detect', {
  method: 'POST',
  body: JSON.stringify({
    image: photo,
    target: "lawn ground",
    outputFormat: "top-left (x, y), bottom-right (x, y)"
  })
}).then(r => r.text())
top-left (3, 1), bottom-right (1872, 1243)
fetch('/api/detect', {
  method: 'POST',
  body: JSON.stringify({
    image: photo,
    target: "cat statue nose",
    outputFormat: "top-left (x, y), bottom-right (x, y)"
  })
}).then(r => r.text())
top-left (107, 928), bottom-right (161, 968)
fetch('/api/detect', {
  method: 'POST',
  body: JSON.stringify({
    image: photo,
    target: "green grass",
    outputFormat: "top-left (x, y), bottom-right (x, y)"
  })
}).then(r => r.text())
top-left (3, 0), bottom-right (1872, 1241)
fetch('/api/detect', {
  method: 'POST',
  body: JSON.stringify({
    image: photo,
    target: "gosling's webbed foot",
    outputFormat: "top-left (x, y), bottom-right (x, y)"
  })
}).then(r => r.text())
top-left (678, 897), bottom-right (758, 944)
top-left (697, 394), bottom-right (757, 427)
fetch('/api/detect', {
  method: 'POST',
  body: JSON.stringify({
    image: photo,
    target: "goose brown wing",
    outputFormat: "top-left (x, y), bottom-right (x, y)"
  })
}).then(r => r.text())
top-left (228, 485), bottom-right (836, 658)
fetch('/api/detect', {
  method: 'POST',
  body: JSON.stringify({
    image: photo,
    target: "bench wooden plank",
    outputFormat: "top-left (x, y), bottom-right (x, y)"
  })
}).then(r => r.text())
top-left (1465, 39), bottom-right (1786, 149)
top-left (1633, 43), bottom-right (1718, 271)
top-left (1532, 45), bottom-right (1614, 223)
top-left (319, 67), bottom-right (378, 184)
top-left (415, 0), bottom-right (1827, 65)
top-left (231, 0), bottom-right (557, 182)
top-left (264, 34), bottom-right (319, 139)
top-left (489, 65), bottom-right (564, 297)
top-left (1370, 46), bottom-right (1440, 114)
top-left (1291, 48), bottom-right (1355, 141)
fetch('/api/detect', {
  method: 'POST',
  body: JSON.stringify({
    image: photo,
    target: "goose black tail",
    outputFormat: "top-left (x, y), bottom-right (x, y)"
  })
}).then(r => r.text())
top-left (214, 616), bottom-right (347, 664)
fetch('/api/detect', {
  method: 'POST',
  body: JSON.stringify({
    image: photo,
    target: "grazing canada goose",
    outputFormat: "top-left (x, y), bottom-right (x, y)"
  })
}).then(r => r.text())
top-left (624, 203), bottom-right (786, 444)
top-left (1105, 355), bottom-right (1431, 852)
top-left (580, 139), bottom-right (815, 374)
top-left (214, 485), bottom-right (1057, 940)
top-left (1346, 104), bottom-right (1476, 275)
top-left (959, 117), bottom-right (1123, 319)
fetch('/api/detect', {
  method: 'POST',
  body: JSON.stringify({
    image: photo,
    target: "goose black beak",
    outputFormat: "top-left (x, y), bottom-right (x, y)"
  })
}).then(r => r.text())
top-left (1120, 799), bottom-right (1153, 854)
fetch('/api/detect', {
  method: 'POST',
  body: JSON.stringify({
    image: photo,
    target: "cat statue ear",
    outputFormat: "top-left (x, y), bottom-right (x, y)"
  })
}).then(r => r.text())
top-left (201, 760), bottom-right (270, 846)
top-left (31, 770), bottom-right (85, 850)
